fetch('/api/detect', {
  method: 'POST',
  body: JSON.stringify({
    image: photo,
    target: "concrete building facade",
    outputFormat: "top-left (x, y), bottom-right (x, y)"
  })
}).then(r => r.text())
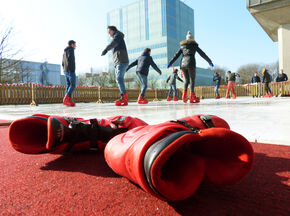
top-left (247, 0), bottom-right (290, 77)
top-left (107, 0), bottom-right (213, 87)
top-left (2, 59), bottom-right (62, 85)
top-left (20, 61), bottom-right (61, 85)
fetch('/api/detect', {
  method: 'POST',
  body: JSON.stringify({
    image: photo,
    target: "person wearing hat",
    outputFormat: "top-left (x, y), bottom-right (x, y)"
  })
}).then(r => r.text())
top-left (262, 68), bottom-right (273, 98)
top-left (167, 31), bottom-right (214, 103)
top-left (166, 69), bottom-right (183, 101)
top-left (62, 40), bottom-right (77, 106)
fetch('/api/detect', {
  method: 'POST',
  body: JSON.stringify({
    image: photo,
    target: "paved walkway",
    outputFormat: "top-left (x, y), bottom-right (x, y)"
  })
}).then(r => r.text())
top-left (1, 96), bottom-right (289, 145)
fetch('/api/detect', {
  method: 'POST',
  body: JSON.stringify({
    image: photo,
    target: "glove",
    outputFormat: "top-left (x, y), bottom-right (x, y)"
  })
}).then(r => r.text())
top-left (209, 63), bottom-right (214, 67)
top-left (69, 72), bottom-right (73, 77)
top-left (158, 71), bottom-right (162, 75)
top-left (167, 64), bottom-right (172, 69)
top-left (101, 50), bottom-right (108, 56)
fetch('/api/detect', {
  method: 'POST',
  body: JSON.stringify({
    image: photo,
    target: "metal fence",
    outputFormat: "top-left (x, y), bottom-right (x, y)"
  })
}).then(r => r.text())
top-left (248, 0), bottom-right (278, 7)
top-left (0, 82), bottom-right (290, 105)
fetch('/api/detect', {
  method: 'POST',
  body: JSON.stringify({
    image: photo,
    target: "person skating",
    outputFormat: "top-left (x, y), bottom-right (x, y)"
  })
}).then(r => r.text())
top-left (213, 72), bottom-right (221, 99)
top-left (225, 71), bottom-right (240, 99)
top-left (167, 31), bottom-right (214, 103)
top-left (166, 69), bottom-right (183, 101)
top-left (251, 72), bottom-right (261, 97)
top-left (62, 40), bottom-right (77, 106)
top-left (101, 26), bottom-right (129, 106)
top-left (262, 68), bottom-right (273, 98)
top-left (126, 48), bottom-right (162, 104)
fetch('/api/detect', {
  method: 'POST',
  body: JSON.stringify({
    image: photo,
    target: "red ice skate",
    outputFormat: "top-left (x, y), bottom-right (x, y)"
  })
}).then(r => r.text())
top-left (115, 93), bottom-right (128, 106)
top-left (138, 95), bottom-right (148, 104)
top-left (105, 114), bottom-right (254, 201)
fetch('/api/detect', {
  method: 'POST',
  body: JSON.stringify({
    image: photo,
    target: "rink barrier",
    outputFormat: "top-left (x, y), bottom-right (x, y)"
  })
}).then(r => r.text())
top-left (0, 81), bottom-right (289, 105)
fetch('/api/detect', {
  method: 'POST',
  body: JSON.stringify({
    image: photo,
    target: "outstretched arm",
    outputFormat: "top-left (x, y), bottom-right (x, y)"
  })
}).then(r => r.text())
top-left (169, 49), bottom-right (182, 66)
top-left (150, 57), bottom-right (162, 74)
top-left (177, 76), bottom-right (184, 83)
top-left (126, 60), bottom-right (138, 71)
top-left (166, 76), bottom-right (170, 83)
top-left (103, 34), bottom-right (121, 53)
top-left (196, 46), bottom-right (212, 65)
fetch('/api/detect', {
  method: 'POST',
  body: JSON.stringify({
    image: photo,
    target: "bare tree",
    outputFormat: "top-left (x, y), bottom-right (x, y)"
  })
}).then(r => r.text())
top-left (160, 79), bottom-right (168, 89)
top-left (0, 23), bottom-right (22, 83)
top-left (236, 64), bottom-right (261, 84)
top-left (148, 75), bottom-right (158, 89)
top-left (11, 61), bottom-right (33, 83)
top-left (236, 62), bottom-right (279, 84)
top-left (18, 62), bottom-right (33, 83)
top-left (124, 72), bottom-right (136, 89)
top-left (211, 65), bottom-right (228, 85)
top-left (107, 72), bottom-right (118, 88)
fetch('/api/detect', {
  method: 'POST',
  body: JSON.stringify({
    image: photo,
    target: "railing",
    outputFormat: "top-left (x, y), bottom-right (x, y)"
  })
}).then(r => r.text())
top-left (0, 82), bottom-right (290, 105)
top-left (247, 0), bottom-right (279, 7)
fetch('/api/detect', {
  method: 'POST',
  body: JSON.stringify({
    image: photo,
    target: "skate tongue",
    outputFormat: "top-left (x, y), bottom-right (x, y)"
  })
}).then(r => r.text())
top-left (144, 131), bottom-right (205, 201)
top-left (46, 117), bottom-right (71, 150)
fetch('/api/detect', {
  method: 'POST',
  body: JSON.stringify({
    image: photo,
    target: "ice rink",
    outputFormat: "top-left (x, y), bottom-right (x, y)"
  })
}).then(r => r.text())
top-left (0, 96), bottom-right (289, 146)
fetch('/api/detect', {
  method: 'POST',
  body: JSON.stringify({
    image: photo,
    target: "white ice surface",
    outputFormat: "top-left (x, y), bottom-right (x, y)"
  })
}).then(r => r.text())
top-left (0, 97), bottom-right (289, 146)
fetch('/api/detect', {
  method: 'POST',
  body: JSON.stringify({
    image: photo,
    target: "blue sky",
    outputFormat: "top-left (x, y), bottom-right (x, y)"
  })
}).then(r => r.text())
top-left (0, 0), bottom-right (278, 73)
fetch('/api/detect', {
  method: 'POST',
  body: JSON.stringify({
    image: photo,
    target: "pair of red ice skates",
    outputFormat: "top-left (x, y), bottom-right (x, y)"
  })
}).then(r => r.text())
top-left (264, 93), bottom-right (274, 98)
top-left (115, 93), bottom-right (149, 105)
top-left (182, 91), bottom-right (200, 103)
top-left (167, 96), bottom-right (178, 101)
top-left (9, 114), bottom-right (254, 201)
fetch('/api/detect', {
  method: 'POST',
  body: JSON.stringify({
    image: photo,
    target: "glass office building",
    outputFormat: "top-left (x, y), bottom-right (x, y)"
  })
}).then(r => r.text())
top-left (107, 0), bottom-right (213, 87)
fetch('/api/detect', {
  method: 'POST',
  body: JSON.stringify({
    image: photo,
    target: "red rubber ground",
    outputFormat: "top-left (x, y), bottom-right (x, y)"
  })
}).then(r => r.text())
top-left (0, 123), bottom-right (289, 216)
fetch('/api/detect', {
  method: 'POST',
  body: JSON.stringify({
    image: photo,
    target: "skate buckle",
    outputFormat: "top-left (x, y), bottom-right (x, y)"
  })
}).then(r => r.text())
top-left (199, 115), bottom-right (215, 128)
top-left (170, 120), bottom-right (200, 133)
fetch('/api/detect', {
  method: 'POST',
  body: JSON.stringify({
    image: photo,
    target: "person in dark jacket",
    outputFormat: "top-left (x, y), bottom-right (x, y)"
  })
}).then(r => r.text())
top-left (126, 48), bottom-right (162, 104)
top-left (102, 26), bottom-right (129, 106)
top-left (276, 69), bottom-right (288, 82)
top-left (251, 72), bottom-right (261, 83)
top-left (262, 68), bottom-right (273, 97)
top-left (276, 69), bottom-right (288, 96)
top-left (166, 69), bottom-right (183, 101)
top-left (225, 71), bottom-right (240, 99)
top-left (167, 31), bottom-right (214, 103)
top-left (251, 72), bottom-right (261, 97)
top-left (62, 40), bottom-right (76, 106)
top-left (213, 72), bottom-right (221, 99)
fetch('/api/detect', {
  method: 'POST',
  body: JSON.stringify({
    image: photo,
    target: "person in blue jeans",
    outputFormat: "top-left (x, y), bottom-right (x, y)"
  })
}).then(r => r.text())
top-left (62, 40), bottom-right (77, 106)
top-left (126, 48), bottom-right (162, 104)
top-left (166, 69), bottom-right (183, 101)
top-left (213, 72), bottom-right (221, 99)
top-left (102, 26), bottom-right (129, 106)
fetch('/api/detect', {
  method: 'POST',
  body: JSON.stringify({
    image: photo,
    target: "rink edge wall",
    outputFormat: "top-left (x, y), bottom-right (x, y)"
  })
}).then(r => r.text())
top-left (0, 82), bottom-right (290, 105)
